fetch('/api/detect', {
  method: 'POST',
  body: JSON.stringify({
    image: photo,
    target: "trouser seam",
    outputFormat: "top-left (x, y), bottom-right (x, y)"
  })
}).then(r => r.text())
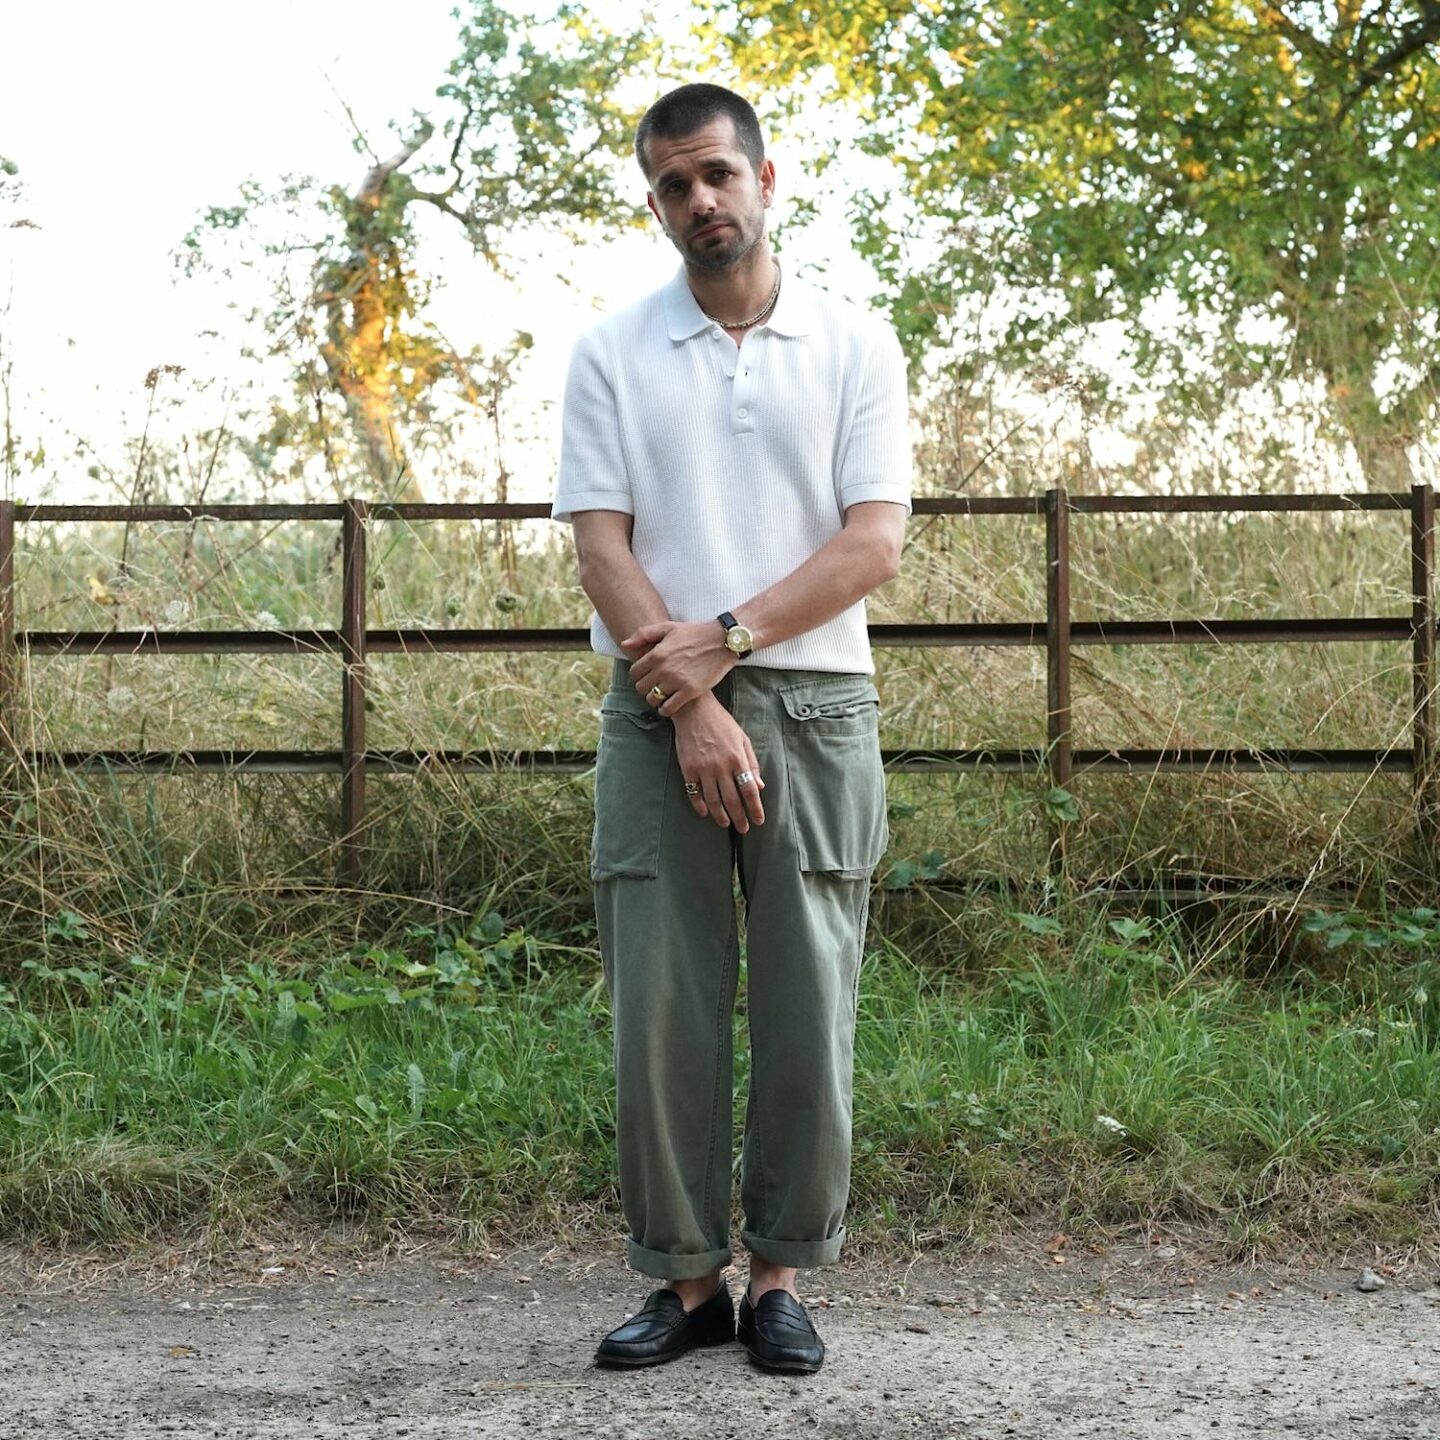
top-left (750, 1002), bottom-right (768, 1240)
top-left (702, 894), bottom-right (739, 1251)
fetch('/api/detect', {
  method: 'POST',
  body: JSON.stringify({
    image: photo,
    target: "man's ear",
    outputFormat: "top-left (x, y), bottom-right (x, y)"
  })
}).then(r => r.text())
top-left (759, 158), bottom-right (776, 208)
top-left (645, 192), bottom-right (661, 224)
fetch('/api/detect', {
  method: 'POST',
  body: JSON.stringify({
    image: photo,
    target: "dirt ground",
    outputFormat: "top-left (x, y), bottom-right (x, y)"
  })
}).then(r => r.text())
top-left (3, 1229), bottom-right (1438, 1439)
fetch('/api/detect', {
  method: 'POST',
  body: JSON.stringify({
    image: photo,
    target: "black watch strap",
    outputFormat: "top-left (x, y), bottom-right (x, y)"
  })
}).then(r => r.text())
top-left (717, 610), bottom-right (753, 657)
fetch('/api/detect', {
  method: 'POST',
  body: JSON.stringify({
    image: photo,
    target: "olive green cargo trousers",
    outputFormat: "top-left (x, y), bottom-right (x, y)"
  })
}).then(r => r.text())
top-left (591, 659), bottom-right (889, 1280)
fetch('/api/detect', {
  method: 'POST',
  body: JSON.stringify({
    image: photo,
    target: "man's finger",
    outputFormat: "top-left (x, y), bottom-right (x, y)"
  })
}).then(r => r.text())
top-left (658, 687), bottom-right (696, 718)
top-left (701, 775), bottom-right (731, 828)
top-left (620, 623), bottom-right (666, 650)
top-left (735, 764), bottom-right (764, 827)
top-left (717, 775), bottom-right (750, 833)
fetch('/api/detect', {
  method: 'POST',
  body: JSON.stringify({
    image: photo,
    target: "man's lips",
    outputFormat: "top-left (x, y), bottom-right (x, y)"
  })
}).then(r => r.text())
top-left (690, 221), bottom-right (729, 241)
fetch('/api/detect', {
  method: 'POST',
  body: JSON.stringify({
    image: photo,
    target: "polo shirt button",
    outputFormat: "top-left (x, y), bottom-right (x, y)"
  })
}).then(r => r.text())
top-left (737, 407), bottom-right (749, 418)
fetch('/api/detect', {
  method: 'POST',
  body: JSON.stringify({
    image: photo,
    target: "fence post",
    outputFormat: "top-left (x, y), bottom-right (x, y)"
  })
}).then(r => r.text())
top-left (1413, 483), bottom-right (1437, 875)
top-left (340, 498), bottom-right (369, 887)
top-left (1045, 485), bottom-right (1073, 885)
top-left (0, 499), bottom-right (14, 756)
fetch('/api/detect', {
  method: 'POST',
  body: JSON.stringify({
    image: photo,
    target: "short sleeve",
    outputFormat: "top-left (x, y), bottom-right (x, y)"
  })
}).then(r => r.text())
top-left (836, 323), bottom-right (913, 514)
top-left (552, 332), bottom-right (634, 523)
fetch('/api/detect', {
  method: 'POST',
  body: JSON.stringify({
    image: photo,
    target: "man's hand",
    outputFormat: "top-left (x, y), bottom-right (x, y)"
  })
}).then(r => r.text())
top-left (622, 619), bottom-right (737, 716)
top-left (672, 694), bottom-right (765, 831)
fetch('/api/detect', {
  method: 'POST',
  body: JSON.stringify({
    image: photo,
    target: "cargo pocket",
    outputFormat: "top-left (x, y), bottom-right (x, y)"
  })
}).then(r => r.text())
top-left (777, 676), bottom-right (889, 880)
top-left (590, 688), bottom-right (673, 881)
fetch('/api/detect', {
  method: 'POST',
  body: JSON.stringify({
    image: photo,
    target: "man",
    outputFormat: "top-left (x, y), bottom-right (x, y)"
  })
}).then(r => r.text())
top-left (552, 82), bottom-right (911, 1375)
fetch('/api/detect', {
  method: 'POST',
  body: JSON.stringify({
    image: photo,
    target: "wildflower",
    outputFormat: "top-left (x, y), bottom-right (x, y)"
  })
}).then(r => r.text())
top-left (163, 599), bottom-right (190, 624)
top-left (106, 686), bottom-right (137, 712)
top-left (1095, 1114), bottom-right (1127, 1136)
top-left (254, 610), bottom-right (282, 628)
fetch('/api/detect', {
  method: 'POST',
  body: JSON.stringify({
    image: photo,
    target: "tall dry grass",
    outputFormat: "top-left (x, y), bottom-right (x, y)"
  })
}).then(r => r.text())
top-left (0, 485), bottom-right (1430, 965)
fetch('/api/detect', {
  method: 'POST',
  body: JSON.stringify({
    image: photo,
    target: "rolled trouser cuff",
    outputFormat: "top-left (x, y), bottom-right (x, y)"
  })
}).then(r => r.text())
top-left (741, 1226), bottom-right (846, 1269)
top-left (626, 1237), bottom-right (733, 1281)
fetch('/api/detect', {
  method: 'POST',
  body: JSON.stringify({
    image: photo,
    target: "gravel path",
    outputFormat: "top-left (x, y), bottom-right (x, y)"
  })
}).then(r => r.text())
top-left (3, 1235), bottom-right (1438, 1438)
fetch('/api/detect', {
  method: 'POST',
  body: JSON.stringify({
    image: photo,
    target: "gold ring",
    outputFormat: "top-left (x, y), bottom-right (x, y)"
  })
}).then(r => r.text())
top-left (648, 684), bottom-right (667, 702)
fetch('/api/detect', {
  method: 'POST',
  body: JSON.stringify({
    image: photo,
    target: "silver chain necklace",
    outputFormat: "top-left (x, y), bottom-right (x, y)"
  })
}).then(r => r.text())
top-left (696, 260), bottom-right (782, 330)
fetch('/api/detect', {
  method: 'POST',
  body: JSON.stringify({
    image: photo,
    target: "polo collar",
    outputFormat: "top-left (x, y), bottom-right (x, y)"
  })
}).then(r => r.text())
top-left (662, 263), bottom-right (815, 342)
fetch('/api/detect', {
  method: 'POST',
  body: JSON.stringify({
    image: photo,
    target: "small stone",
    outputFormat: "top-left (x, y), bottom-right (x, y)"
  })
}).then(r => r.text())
top-left (1357, 1268), bottom-right (1386, 1292)
top-left (1154, 1246), bottom-right (1178, 1260)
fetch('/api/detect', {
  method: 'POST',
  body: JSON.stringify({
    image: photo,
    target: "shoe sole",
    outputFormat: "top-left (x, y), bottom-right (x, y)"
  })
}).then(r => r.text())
top-left (742, 1345), bottom-right (823, 1375)
top-left (739, 1316), bottom-right (824, 1375)
top-left (594, 1330), bottom-right (736, 1368)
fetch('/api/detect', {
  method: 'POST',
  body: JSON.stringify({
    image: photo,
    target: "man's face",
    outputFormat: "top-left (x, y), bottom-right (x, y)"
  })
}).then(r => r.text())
top-left (643, 116), bottom-right (775, 274)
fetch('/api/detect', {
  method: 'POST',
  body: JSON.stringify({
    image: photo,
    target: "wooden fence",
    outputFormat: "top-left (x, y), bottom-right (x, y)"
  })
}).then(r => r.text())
top-left (0, 487), bottom-right (1434, 886)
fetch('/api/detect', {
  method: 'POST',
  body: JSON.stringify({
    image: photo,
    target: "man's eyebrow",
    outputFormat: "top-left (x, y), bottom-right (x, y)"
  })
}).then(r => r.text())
top-left (654, 155), bottom-right (738, 187)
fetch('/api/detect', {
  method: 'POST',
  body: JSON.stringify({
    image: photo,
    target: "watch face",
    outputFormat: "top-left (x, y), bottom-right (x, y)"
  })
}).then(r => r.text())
top-left (727, 625), bottom-right (753, 654)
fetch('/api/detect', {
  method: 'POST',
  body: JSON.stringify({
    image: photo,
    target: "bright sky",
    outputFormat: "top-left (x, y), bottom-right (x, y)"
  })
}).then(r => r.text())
top-left (0, 0), bottom-right (882, 505)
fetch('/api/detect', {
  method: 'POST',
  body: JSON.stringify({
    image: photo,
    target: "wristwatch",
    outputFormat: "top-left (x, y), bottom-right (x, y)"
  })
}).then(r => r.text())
top-left (717, 611), bottom-right (754, 658)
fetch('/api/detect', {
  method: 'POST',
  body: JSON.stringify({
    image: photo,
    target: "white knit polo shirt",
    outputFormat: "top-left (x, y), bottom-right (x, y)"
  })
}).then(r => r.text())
top-left (552, 265), bottom-right (912, 674)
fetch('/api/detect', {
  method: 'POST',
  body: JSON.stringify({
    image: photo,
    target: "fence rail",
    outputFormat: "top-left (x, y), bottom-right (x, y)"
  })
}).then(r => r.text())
top-left (0, 487), bottom-right (1434, 885)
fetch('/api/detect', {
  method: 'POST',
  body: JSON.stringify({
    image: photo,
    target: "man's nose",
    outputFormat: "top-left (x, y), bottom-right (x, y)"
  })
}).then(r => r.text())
top-left (689, 184), bottom-right (717, 217)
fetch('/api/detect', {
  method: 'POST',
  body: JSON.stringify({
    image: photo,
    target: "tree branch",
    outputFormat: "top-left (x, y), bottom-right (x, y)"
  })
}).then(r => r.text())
top-left (358, 120), bottom-right (435, 204)
top-left (1260, 5), bottom-right (1347, 66)
top-left (1342, 2), bottom-right (1440, 114)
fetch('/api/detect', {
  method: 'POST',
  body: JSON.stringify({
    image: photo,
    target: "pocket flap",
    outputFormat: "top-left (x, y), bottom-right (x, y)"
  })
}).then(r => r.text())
top-left (600, 687), bottom-right (665, 731)
top-left (779, 678), bottom-right (880, 721)
top-left (600, 688), bottom-right (654, 716)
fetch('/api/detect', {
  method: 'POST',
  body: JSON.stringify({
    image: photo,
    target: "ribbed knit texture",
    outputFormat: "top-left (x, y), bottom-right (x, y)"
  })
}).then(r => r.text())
top-left (552, 266), bottom-right (912, 675)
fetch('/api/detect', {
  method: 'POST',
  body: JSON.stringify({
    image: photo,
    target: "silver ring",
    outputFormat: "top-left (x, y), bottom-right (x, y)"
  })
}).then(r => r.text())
top-left (684, 780), bottom-right (701, 796)
top-left (734, 770), bottom-right (755, 787)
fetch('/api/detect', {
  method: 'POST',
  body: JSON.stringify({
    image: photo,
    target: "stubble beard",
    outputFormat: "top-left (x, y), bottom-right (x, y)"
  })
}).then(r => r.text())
top-left (673, 215), bottom-right (765, 276)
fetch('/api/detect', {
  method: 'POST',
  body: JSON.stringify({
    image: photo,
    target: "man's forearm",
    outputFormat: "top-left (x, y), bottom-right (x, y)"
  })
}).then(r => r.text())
top-left (727, 516), bottom-right (902, 653)
top-left (620, 503), bottom-right (905, 715)
top-left (578, 544), bottom-right (671, 650)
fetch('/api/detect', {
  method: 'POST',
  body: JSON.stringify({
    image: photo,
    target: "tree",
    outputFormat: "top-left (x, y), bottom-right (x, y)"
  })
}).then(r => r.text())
top-left (718, 1), bottom-right (1440, 489)
top-left (177, 0), bottom-right (649, 501)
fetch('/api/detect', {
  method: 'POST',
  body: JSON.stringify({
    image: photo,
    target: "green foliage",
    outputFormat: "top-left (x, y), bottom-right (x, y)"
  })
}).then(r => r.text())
top-left (882, 848), bottom-right (946, 889)
top-left (4, 909), bottom-right (1440, 1255)
top-left (1301, 904), bottom-right (1440, 953)
top-left (172, 1), bottom-right (652, 499)
top-left (436, 1), bottom-right (653, 249)
top-left (1042, 786), bottom-right (1080, 823)
top-left (716, 1), bottom-right (1440, 484)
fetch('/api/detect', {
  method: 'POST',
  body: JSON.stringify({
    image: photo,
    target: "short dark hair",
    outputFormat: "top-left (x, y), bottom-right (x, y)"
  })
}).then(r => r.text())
top-left (634, 83), bottom-right (765, 180)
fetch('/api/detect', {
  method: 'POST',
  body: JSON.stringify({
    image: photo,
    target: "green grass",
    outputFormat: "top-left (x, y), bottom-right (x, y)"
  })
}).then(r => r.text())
top-left (3, 896), bottom-right (1437, 1262)
top-left (4, 449), bottom-right (1438, 1260)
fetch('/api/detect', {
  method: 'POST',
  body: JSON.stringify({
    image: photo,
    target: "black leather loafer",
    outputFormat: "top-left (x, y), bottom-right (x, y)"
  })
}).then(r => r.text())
top-left (737, 1286), bottom-right (825, 1373)
top-left (594, 1281), bottom-right (735, 1368)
